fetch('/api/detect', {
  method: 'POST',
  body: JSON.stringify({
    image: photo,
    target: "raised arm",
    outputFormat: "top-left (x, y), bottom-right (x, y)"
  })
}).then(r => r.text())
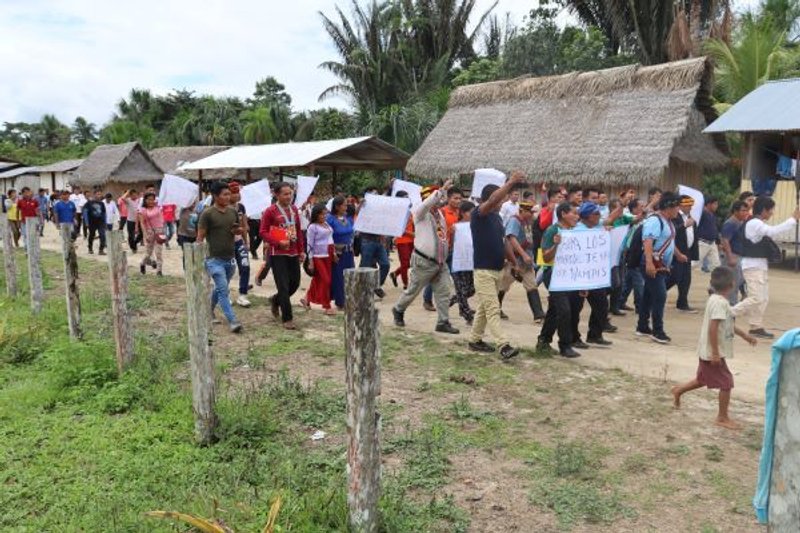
top-left (478, 171), bottom-right (525, 216)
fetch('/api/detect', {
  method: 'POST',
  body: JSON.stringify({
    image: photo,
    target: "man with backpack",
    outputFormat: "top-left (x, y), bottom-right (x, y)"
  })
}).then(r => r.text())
top-left (636, 192), bottom-right (686, 344)
top-left (732, 197), bottom-right (799, 339)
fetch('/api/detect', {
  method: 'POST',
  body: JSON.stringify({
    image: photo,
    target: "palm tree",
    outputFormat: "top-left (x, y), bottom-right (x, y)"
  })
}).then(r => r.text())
top-left (37, 114), bottom-right (69, 149)
top-left (705, 13), bottom-right (788, 105)
top-left (241, 107), bottom-right (279, 144)
top-left (71, 116), bottom-right (97, 145)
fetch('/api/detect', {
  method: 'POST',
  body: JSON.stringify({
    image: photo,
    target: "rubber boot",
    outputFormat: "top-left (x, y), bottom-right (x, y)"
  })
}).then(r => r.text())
top-left (498, 291), bottom-right (508, 320)
top-left (527, 290), bottom-right (545, 321)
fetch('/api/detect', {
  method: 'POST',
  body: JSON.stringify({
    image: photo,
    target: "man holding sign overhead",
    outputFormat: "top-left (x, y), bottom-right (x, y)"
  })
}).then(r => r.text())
top-left (392, 182), bottom-right (459, 335)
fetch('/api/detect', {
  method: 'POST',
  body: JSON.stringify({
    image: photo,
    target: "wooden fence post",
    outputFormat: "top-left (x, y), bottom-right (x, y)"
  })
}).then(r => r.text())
top-left (25, 220), bottom-right (43, 313)
top-left (344, 267), bottom-right (381, 533)
top-left (59, 224), bottom-right (82, 340)
top-left (184, 242), bottom-right (217, 445)
top-left (1, 217), bottom-right (17, 298)
top-left (107, 231), bottom-right (133, 372)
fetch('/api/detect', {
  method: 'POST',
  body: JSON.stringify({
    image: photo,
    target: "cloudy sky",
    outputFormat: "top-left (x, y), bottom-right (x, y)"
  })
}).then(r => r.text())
top-left (0, 0), bottom-right (761, 127)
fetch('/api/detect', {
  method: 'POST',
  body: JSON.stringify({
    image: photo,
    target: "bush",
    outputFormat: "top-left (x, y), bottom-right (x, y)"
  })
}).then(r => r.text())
top-left (0, 320), bottom-right (43, 364)
top-left (44, 339), bottom-right (118, 404)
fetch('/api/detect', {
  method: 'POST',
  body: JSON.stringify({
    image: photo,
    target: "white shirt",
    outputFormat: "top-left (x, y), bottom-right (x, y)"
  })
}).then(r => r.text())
top-left (741, 217), bottom-right (798, 271)
top-left (500, 200), bottom-right (519, 225)
top-left (69, 193), bottom-right (87, 212)
top-left (103, 200), bottom-right (119, 225)
top-left (681, 212), bottom-right (695, 249)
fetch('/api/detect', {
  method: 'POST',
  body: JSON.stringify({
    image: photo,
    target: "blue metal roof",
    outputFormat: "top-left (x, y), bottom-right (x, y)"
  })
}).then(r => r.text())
top-left (704, 78), bottom-right (800, 133)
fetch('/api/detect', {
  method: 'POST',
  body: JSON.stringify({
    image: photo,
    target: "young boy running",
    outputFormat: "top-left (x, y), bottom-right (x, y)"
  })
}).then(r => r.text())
top-left (671, 266), bottom-right (757, 429)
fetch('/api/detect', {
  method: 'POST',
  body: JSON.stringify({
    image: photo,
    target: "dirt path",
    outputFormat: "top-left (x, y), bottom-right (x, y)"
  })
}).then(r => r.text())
top-left (41, 224), bottom-right (799, 403)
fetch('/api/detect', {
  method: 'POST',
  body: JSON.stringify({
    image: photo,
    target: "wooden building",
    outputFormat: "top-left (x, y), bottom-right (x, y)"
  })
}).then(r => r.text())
top-left (71, 142), bottom-right (163, 196)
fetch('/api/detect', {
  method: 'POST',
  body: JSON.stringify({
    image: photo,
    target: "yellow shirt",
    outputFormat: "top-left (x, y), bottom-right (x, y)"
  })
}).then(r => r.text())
top-left (6, 201), bottom-right (20, 221)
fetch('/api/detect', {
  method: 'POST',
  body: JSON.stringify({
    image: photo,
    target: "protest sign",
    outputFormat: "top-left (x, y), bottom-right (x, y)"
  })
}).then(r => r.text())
top-left (471, 168), bottom-right (506, 200)
top-left (678, 184), bottom-right (704, 223)
top-left (451, 222), bottom-right (473, 272)
top-left (609, 225), bottom-right (629, 267)
top-left (549, 228), bottom-right (612, 291)
top-left (158, 174), bottom-right (199, 209)
top-left (353, 194), bottom-right (410, 237)
top-left (240, 179), bottom-right (272, 219)
top-left (392, 178), bottom-right (423, 207)
top-left (294, 175), bottom-right (319, 208)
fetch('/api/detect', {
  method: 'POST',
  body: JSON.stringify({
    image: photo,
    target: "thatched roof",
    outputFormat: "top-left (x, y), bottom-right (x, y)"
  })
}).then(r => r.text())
top-left (75, 142), bottom-right (163, 187)
top-left (38, 158), bottom-right (84, 173)
top-left (407, 57), bottom-right (728, 185)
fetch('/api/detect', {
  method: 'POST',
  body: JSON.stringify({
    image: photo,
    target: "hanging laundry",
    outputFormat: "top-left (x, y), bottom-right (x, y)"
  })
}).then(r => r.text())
top-left (752, 177), bottom-right (777, 197)
top-left (776, 154), bottom-right (798, 178)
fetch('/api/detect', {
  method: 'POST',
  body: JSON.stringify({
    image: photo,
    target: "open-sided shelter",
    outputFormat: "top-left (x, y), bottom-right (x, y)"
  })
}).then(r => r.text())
top-left (149, 146), bottom-right (232, 181)
top-left (408, 57), bottom-right (728, 195)
top-left (73, 142), bottom-right (163, 196)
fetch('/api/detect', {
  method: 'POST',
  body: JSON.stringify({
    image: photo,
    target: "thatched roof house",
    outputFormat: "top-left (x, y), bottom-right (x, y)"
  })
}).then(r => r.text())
top-left (408, 57), bottom-right (728, 191)
top-left (149, 146), bottom-right (233, 181)
top-left (74, 142), bottom-right (163, 195)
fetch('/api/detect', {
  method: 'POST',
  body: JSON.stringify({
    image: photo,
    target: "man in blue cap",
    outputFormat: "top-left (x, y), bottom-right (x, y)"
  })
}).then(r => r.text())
top-left (573, 201), bottom-right (617, 346)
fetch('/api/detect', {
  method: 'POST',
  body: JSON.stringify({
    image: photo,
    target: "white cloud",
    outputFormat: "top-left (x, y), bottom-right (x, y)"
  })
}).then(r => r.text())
top-left (0, 0), bottom-right (764, 127)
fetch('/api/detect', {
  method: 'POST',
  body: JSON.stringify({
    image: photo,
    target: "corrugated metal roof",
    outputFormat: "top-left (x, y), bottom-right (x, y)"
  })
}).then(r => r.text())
top-left (704, 78), bottom-right (800, 133)
top-left (0, 166), bottom-right (39, 179)
top-left (181, 136), bottom-right (408, 171)
top-left (37, 158), bottom-right (84, 173)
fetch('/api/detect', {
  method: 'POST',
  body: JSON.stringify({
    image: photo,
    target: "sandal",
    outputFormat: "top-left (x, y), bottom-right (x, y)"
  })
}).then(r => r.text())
top-left (300, 298), bottom-right (311, 310)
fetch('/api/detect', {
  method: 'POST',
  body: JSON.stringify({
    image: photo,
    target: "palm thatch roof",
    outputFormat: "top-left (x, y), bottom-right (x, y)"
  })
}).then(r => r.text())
top-left (74, 142), bottom-right (163, 187)
top-left (37, 159), bottom-right (84, 173)
top-left (407, 57), bottom-right (728, 184)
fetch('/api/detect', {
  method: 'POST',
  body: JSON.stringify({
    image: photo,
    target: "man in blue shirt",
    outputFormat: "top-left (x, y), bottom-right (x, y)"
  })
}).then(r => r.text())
top-left (719, 200), bottom-right (750, 305)
top-left (637, 192), bottom-right (686, 344)
top-left (53, 190), bottom-right (77, 238)
top-left (498, 200), bottom-right (545, 323)
top-left (36, 188), bottom-right (49, 236)
top-left (696, 195), bottom-right (721, 271)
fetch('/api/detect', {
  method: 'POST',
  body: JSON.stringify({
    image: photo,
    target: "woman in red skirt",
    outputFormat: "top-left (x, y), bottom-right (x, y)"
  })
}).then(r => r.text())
top-left (301, 204), bottom-right (337, 315)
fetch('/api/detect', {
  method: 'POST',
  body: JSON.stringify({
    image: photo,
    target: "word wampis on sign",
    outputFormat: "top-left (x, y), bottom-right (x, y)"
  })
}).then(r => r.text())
top-left (550, 228), bottom-right (612, 291)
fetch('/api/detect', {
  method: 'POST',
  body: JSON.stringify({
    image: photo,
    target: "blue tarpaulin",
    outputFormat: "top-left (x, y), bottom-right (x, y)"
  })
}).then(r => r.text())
top-left (754, 328), bottom-right (800, 523)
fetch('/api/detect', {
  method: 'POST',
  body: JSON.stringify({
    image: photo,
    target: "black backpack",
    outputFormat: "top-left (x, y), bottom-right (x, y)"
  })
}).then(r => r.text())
top-left (624, 215), bottom-right (663, 268)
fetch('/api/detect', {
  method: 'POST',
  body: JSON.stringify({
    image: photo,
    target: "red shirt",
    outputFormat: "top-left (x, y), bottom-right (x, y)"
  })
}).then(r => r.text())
top-left (259, 203), bottom-right (305, 257)
top-left (162, 204), bottom-right (177, 223)
top-left (17, 198), bottom-right (39, 219)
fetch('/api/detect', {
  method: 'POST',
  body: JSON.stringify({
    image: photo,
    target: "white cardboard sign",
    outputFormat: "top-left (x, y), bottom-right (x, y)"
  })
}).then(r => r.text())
top-left (471, 168), bottom-right (506, 200)
top-left (240, 179), bottom-right (272, 219)
top-left (549, 228), bottom-right (612, 291)
top-left (678, 184), bottom-right (704, 224)
top-left (294, 175), bottom-right (319, 208)
top-left (158, 174), bottom-right (199, 209)
top-left (353, 193), bottom-right (410, 237)
top-left (392, 179), bottom-right (423, 207)
top-left (451, 222), bottom-right (474, 272)
top-left (609, 225), bottom-right (629, 267)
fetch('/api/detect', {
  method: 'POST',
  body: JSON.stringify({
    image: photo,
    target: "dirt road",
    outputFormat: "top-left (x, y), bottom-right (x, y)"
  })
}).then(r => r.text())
top-left (40, 224), bottom-right (799, 402)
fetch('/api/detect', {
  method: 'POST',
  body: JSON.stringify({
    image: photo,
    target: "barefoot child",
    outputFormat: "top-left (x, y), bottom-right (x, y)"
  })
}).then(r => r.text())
top-left (671, 266), bottom-right (757, 429)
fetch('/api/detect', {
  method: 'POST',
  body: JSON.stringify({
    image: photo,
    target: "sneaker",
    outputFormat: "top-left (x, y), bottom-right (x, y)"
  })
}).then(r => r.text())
top-left (229, 322), bottom-right (243, 333)
top-left (500, 310), bottom-right (509, 320)
top-left (389, 272), bottom-right (398, 288)
top-left (374, 287), bottom-right (386, 299)
top-left (560, 347), bottom-right (582, 358)
top-left (572, 340), bottom-right (590, 350)
top-left (586, 336), bottom-right (613, 346)
top-left (535, 342), bottom-right (558, 357)
top-left (282, 321), bottom-right (297, 330)
top-left (749, 328), bottom-right (775, 339)
top-left (635, 328), bottom-right (653, 337)
top-left (98, 250), bottom-right (106, 256)
top-left (603, 323), bottom-right (618, 333)
top-left (392, 307), bottom-right (405, 327)
top-left (423, 301), bottom-right (435, 312)
top-left (499, 344), bottom-right (520, 360)
top-left (469, 340), bottom-right (495, 353)
top-left (678, 306), bottom-right (699, 314)
top-left (620, 304), bottom-right (634, 312)
top-left (650, 332), bottom-right (671, 344)
top-left (236, 295), bottom-right (252, 308)
top-left (435, 321), bottom-right (459, 334)
top-left (610, 309), bottom-right (626, 317)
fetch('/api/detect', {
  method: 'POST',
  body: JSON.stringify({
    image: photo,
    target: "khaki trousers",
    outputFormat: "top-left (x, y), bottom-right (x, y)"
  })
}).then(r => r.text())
top-left (697, 240), bottom-right (721, 270)
top-left (733, 268), bottom-right (768, 328)
top-left (470, 269), bottom-right (508, 346)
top-left (499, 263), bottom-right (537, 292)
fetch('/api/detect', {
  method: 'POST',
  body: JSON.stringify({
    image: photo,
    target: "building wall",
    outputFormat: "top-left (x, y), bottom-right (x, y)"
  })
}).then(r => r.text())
top-left (39, 172), bottom-right (72, 193)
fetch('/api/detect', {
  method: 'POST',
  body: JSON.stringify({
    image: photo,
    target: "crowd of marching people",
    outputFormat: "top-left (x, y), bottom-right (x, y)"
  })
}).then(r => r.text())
top-left (4, 174), bottom-right (798, 352)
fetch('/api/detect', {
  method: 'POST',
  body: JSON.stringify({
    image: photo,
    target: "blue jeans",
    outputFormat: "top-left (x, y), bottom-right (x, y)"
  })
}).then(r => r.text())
top-left (234, 239), bottom-right (250, 295)
top-left (618, 265), bottom-right (644, 313)
top-left (359, 239), bottom-right (389, 285)
top-left (637, 270), bottom-right (668, 334)
top-left (205, 257), bottom-right (237, 324)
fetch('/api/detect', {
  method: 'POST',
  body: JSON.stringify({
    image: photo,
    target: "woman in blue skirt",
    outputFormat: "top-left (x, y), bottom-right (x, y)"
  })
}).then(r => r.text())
top-left (326, 196), bottom-right (355, 309)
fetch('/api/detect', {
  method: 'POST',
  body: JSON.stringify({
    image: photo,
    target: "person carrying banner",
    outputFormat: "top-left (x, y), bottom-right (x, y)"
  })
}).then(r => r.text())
top-left (390, 191), bottom-right (414, 291)
top-left (498, 200), bottom-right (545, 323)
top-left (536, 202), bottom-right (582, 358)
top-left (358, 187), bottom-right (390, 299)
top-left (732, 197), bottom-right (799, 339)
top-left (392, 182), bottom-right (459, 335)
top-left (449, 201), bottom-right (476, 324)
top-left (468, 171), bottom-right (526, 360)
top-left (260, 182), bottom-right (305, 330)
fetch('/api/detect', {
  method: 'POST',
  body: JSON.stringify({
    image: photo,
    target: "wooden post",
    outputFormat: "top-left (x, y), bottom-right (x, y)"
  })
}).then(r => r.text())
top-left (1, 217), bottom-right (17, 298)
top-left (344, 267), bottom-right (381, 533)
top-left (107, 231), bottom-right (133, 371)
top-left (184, 242), bottom-right (217, 445)
top-left (25, 220), bottom-right (43, 314)
top-left (59, 224), bottom-right (82, 340)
